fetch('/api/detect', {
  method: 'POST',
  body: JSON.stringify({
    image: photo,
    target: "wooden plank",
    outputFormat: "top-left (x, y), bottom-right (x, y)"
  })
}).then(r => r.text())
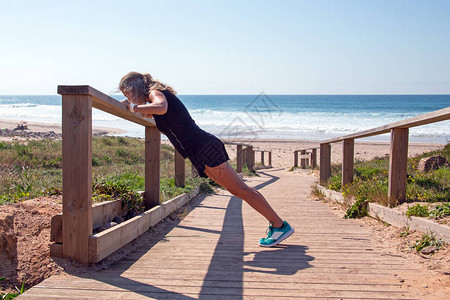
top-left (174, 150), bottom-right (185, 187)
top-left (293, 150), bottom-right (298, 167)
top-left (92, 200), bottom-right (127, 229)
top-left (50, 200), bottom-right (127, 245)
top-left (61, 94), bottom-right (92, 266)
top-left (311, 148), bottom-right (317, 169)
top-left (236, 144), bottom-right (243, 173)
top-left (319, 143), bottom-right (331, 185)
top-left (342, 139), bottom-right (354, 187)
top-left (388, 128), bottom-right (409, 204)
top-left (300, 150), bottom-right (307, 169)
top-left (49, 243), bottom-right (63, 258)
top-left (58, 85), bottom-right (155, 127)
top-left (144, 126), bottom-right (160, 209)
top-left (89, 190), bottom-right (198, 263)
top-left (50, 214), bottom-right (62, 243)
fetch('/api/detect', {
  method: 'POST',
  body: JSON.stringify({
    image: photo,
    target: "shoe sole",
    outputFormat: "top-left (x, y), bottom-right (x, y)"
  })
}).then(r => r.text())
top-left (259, 227), bottom-right (295, 247)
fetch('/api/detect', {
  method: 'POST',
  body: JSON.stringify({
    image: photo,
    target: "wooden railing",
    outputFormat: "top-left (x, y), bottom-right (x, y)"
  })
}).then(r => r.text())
top-left (254, 149), bottom-right (272, 167)
top-left (54, 85), bottom-right (189, 265)
top-left (223, 141), bottom-right (254, 172)
top-left (293, 148), bottom-right (317, 169)
top-left (319, 107), bottom-right (450, 203)
top-left (223, 142), bottom-right (273, 172)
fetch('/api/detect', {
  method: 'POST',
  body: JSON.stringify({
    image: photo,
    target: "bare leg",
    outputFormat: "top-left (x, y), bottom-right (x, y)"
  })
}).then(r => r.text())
top-left (204, 162), bottom-right (283, 227)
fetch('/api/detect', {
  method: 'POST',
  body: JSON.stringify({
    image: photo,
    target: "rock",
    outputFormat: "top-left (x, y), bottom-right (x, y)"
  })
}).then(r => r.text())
top-left (417, 155), bottom-right (449, 172)
top-left (421, 246), bottom-right (438, 255)
top-left (112, 216), bottom-right (124, 224)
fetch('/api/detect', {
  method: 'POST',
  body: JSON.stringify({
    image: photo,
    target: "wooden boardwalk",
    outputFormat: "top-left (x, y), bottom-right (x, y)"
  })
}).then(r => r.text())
top-left (21, 168), bottom-right (417, 299)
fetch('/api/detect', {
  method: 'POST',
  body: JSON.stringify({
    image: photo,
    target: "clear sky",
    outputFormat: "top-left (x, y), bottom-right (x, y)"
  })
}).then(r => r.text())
top-left (1, 0), bottom-right (449, 95)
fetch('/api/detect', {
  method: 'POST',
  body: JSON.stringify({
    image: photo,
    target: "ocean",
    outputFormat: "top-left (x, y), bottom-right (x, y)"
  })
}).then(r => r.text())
top-left (0, 94), bottom-right (449, 143)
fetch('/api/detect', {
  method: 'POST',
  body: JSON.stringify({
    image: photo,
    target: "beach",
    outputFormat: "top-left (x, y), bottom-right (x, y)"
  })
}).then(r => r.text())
top-left (1, 118), bottom-right (444, 168)
top-left (0, 119), bottom-right (126, 141)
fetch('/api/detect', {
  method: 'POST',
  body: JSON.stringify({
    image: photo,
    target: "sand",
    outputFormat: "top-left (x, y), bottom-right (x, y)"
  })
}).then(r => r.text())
top-left (2, 118), bottom-right (445, 168)
top-left (0, 119), bottom-right (126, 141)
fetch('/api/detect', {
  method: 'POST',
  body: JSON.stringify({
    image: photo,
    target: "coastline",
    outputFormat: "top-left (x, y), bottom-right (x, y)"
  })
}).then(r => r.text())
top-left (1, 118), bottom-right (445, 168)
top-left (0, 119), bottom-right (126, 141)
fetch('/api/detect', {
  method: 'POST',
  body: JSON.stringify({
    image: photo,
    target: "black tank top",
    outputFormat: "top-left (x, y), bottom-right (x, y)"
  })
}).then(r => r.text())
top-left (153, 90), bottom-right (217, 159)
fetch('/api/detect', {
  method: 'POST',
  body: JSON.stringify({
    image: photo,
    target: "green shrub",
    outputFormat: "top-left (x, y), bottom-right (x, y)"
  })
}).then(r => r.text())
top-left (429, 202), bottom-right (450, 219)
top-left (406, 204), bottom-right (429, 218)
top-left (410, 231), bottom-right (446, 252)
top-left (344, 198), bottom-right (368, 219)
top-left (328, 174), bottom-right (342, 191)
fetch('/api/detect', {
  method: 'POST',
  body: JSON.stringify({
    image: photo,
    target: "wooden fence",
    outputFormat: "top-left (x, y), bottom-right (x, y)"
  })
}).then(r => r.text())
top-left (52, 85), bottom-right (189, 265)
top-left (319, 107), bottom-right (450, 203)
top-left (293, 148), bottom-right (317, 169)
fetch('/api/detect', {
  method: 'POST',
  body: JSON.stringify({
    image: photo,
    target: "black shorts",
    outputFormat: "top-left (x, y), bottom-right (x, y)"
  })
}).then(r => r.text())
top-left (188, 137), bottom-right (230, 178)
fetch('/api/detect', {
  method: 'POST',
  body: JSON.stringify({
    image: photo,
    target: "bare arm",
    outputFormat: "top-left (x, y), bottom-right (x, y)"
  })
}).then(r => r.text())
top-left (132, 90), bottom-right (168, 115)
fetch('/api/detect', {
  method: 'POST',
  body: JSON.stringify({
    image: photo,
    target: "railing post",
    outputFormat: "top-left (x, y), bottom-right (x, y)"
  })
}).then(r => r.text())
top-left (62, 94), bottom-right (92, 266)
top-left (320, 143), bottom-right (331, 185)
top-left (261, 151), bottom-right (265, 166)
top-left (389, 128), bottom-right (409, 204)
top-left (145, 126), bottom-right (161, 209)
top-left (311, 148), bottom-right (317, 169)
top-left (294, 150), bottom-right (298, 167)
top-left (268, 151), bottom-right (272, 166)
top-left (236, 144), bottom-right (243, 173)
top-left (300, 150), bottom-right (307, 169)
top-left (248, 146), bottom-right (254, 172)
top-left (342, 139), bottom-right (354, 187)
top-left (175, 150), bottom-right (185, 187)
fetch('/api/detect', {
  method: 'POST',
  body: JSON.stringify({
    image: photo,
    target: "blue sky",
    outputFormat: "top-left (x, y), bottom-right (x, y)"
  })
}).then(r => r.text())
top-left (1, 0), bottom-right (449, 95)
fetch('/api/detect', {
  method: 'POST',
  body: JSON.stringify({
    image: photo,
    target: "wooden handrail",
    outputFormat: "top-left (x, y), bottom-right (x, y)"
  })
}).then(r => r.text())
top-left (58, 85), bottom-right (156, 127)
top-left (321, 107), bottom-right (450, 144)
top-left (319, 106), bottom-right (450, 204)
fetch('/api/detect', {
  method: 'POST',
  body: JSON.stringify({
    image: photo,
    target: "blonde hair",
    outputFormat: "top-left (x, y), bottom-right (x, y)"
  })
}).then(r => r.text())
top-left (119, 72), bottom-right (176, 103)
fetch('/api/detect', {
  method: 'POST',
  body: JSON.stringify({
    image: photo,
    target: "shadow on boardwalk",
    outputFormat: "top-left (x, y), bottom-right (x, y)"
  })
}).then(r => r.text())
top-left (74, 169), bottom-right (314, 299)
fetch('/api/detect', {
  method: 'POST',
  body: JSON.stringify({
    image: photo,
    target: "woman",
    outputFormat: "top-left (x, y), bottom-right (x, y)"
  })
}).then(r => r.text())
top-left (119, 71), bottom-right (294, 247)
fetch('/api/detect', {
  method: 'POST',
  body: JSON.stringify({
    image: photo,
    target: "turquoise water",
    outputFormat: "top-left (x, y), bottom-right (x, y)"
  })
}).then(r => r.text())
top-left (1, 94), bottom-right (449, 143)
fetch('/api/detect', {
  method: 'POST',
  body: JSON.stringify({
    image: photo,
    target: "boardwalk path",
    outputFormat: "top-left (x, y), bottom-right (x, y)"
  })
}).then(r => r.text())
top-left (21, 168), bottom-right (417, 299)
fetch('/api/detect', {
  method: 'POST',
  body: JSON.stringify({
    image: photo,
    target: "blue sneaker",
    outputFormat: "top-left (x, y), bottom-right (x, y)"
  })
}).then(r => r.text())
top-left (259, 221), bottom-right (294, 247)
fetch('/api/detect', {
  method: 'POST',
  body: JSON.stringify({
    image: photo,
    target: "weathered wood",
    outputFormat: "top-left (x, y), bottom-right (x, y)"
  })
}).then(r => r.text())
top-left (321, 106), bottom-right (449, 144)
top-left (311, 148), bottom-right (317, 169)
top-left (50, 200), bottom-right (127, 245)
top-left (174, 150), bottom-right (185, 187)
top-left (320, 143), bottom-right (331, 185)
top-left (236, 144), bottom-right (243, 173)
top-left (260, 151), bottom-right (265, 166)
top-left (25, 170), bottom-right (415, 299)
top-left (58, 85), bottom-right (155, 127)
top-left (342, 139), bottom-right (354, 187)
top-left (50, 214), bottom-right (62, 243)
top-left (49, 243), bottom-right (63, 258)
top-left (388, 128), bottom-right (409, 204)
top-left (144, 126), bottom-right (160, 209)
top-left (300, 150), bottom-right (307, 169)
top-left (62, 94), bottom-right (93, 266)
top-left (248, 146), bottom-right (254, 172)
top-left (88, 189), bottom-right (198, 263)
top-left (293, 150), bottom-right (299, 167)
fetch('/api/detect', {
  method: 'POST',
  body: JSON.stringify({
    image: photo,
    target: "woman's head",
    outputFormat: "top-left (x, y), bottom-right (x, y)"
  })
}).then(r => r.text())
top-left (119, 71), bottom-right (176, 104)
